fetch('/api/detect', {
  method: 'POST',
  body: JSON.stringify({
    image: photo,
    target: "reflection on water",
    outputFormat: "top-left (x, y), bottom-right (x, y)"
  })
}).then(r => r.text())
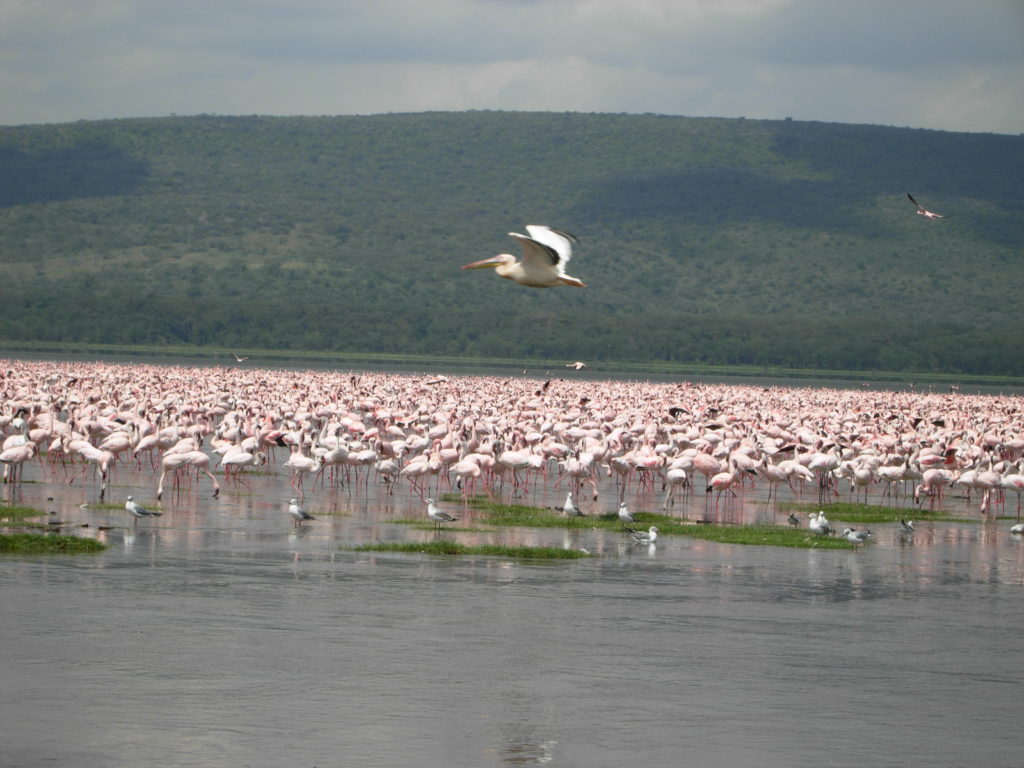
top-left (2, 459), bottom-right (1024, 768)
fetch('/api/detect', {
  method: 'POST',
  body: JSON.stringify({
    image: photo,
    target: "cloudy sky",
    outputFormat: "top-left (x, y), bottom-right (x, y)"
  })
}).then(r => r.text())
top-left (2, 0), bottom-right (1022, 134)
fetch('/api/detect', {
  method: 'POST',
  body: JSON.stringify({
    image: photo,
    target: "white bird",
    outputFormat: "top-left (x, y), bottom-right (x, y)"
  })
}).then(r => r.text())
top-left (566, 361), bottom-right (588, 370)
top-left (618, 502), bottom-right (635, 524)
top-left (899, 519), bottom-right (915, 533)
top-left (908, 193), bottom-right (945, 220)
top-left (232, 352), bottom-right (249, 362)
top-left (1010, 523), bottom-right (1024, 534)
top-left (288, 498), bottom-right (315, 526)
top-left (125, 495), bottom-right (161, 524)
top-left (562, 492), bottom-right (584, 518)
top-left (843, 527), bottom-right (872, 545)
top-left (809, 511), bottom-right (833, 535)
top-left (426, 498), bottom-right (458, 528)
top-left (628, 525), bottom-right (659, 544)
top-left (461, 225), bottom-right (585, 288)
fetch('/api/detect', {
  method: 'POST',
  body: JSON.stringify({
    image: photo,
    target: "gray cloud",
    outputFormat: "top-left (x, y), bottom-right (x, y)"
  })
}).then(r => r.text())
top-left (1, 0), bottom-right (1021, 133)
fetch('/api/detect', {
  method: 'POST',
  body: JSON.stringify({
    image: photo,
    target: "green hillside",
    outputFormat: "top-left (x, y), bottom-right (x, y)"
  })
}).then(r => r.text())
top-left (1, 112), bottom-right (1022, 374)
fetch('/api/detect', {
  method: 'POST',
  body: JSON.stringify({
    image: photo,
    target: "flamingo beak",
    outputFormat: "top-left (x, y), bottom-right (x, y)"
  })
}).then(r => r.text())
top-left (460, 257), bottom-right (503, 270)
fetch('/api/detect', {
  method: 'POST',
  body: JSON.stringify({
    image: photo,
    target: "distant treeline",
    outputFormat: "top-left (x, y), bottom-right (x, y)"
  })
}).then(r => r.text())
top-left (1, 112), bottom-right (1022, 375)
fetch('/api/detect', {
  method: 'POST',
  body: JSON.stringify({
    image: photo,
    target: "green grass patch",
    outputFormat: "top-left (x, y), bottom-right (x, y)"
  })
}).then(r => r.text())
top-left (0, 533), bottom-right (108, 554)
top-left (784, 502), bottom-right (975, 524)
top-left (0, 506), bottom-right (44, 521)
top-left (442, 497), bottom-right (861, 548)
top-left (675, 524), bottom-right (856, 549)
top-left (353, 541), bottom-right (592, 559)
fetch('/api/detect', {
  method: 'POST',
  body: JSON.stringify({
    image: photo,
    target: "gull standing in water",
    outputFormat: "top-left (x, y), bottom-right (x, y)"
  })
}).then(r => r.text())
top-left (426, 498), bottom-right (459, 529)
top-left (125, 495), bottom-right (161, 525)
top-left (288, 498), bottom-right (315, 526)
top-left (899, 519), bottom-right (915, 534)
top-left (461, 225), bottom-right (585, 288)
top-left (628, 526), bottom-right (659, 544)
top-left (843, 528), bottom-right (873, 545)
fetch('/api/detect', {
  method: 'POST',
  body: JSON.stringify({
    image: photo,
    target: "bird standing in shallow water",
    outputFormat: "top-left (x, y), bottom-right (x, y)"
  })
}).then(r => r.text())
top-left (843, 528), bottom-right (872, 545)
top-left (125, 495), bottom-right (161, 525)
top-left (461, 225), bottom-right (585, 288)
top-left (288, 498), bottom-right (315, 526)
top-left (899, 519), bottom-right (915, 533)
top-left (628, 526), bottom-right (658, 544)
top-left (426, 498), bottom-right (458, 529)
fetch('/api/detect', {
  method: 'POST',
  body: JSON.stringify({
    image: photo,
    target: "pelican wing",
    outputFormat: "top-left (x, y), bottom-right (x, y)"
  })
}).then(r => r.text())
top-left (525, 225), bottom-right (577, 266)
top-left (508, 232), bottom-right (561, 269)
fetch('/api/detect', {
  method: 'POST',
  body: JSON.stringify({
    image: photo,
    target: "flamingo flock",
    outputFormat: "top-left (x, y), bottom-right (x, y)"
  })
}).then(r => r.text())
top-left (1, 360), bottom-right (1023, 529)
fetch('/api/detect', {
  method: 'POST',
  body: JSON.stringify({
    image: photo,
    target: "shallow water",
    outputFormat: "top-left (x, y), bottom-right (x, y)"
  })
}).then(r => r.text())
top-left (3, 458), bottom-right (1024, 768)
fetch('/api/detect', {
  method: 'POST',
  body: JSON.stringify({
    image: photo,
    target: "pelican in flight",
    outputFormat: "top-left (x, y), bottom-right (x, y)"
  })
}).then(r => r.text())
top-left (461, 225), bottom-right (585, 288)
top-left (907, 193), bottom-right (945, 220)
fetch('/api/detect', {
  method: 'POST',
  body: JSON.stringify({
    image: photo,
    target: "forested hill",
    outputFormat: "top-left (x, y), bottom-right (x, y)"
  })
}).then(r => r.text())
top-left (1, 111), bottom-right (1022, 375)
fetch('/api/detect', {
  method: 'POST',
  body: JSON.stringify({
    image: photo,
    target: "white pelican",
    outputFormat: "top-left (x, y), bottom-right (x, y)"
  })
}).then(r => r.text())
top-left (907, 193), bottom-right (945, 219)
top-left (566, 361), bottom-right (588, 370)
top-left (461, 225), bottom-right (585, 288)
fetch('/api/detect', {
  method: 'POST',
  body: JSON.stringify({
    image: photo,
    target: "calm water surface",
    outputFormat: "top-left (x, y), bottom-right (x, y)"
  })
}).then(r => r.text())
top-left (2, 454), bottom-right (1023, 768)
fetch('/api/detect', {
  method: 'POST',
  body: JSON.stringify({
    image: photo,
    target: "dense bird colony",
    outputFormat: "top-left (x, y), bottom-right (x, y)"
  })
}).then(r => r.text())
top-left (1, 360), bottom-right (1023, 523)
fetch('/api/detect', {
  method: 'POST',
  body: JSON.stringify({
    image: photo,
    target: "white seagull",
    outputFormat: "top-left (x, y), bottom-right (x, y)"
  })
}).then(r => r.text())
top-left (907, 193), bottom-right (945, 220)
top-left (618, 502), bottom-right (636, 524)
top-left (426, 498), bottom-right (459, 528)
top-left (899, 519), bottom-right (915, 533)
top-left (843, 528), bottom-right (873, 545)
top-left (562, 492), bottom-right (584, 518)
top-left (1010, 523), bottom-right (1024, 534)
top-left (628, 526), bottom-right (659, 544)
top-left (125, 495), bottom-right (161, 524)
top-left (461, 225), bottom-right (585, 288)
top-left (809, 511), bottom-right (833, 536)
top-left (288, 498), bottom-right (315, 526)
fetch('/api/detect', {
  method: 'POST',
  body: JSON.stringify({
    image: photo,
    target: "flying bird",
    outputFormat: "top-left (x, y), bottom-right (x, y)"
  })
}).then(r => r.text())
top-left (125, 495), bottom-right (161, 524)
top-left (461, 225), bottom-right (585, 288)
top-left (907, 193), bottom-right (945, 220)
top-left (566, 361), bottom-right (588, 370)
top-left (232, 353), bottom-right (249, 362)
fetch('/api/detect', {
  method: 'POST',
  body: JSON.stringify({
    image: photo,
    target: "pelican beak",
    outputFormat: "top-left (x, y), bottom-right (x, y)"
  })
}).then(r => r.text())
top-left (460, 256), bottom-right (502, 270)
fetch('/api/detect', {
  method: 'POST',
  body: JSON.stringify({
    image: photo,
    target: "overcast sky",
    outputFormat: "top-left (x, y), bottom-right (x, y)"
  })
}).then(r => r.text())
top-left (2, 0), bottom-right (1022, 134)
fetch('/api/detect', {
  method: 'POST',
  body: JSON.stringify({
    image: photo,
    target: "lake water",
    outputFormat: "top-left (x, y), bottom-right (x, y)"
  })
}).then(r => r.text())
top-left (3, 450), bottom-right (1023, 768)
